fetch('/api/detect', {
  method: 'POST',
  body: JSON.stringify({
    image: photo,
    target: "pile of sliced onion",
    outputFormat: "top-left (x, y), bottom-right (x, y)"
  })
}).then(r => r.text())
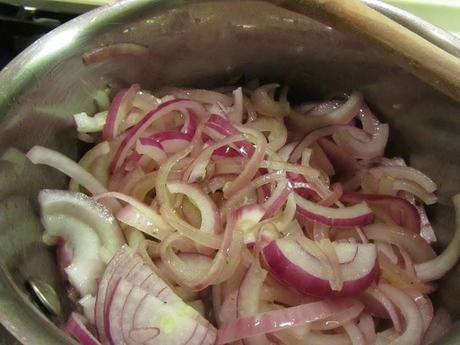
top-left (27, 82), bottom-right (460, 345)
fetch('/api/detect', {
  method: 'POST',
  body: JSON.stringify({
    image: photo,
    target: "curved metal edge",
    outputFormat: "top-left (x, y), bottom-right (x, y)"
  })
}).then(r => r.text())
top-left (0, 0), bottom-right (155, 115)
top-left (1, 0), bottom-right (460, 344)
top-left (0, 265), bottom-right (78, 345)
top-left (364, 0), bottom-right (460, 58)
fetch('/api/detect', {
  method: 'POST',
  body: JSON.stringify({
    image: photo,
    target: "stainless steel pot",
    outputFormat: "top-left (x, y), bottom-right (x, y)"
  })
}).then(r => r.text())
top-left (0, 1), bottom-right (459, 344)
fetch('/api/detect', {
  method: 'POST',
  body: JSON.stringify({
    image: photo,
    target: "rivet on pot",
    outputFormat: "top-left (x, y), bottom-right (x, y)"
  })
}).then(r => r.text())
top-left (27, 279), bottom-right (62, 316)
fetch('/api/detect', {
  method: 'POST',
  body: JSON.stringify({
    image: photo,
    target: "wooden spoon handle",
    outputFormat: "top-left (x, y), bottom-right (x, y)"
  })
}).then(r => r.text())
top-left (290, 0), bottom-right (460, 102)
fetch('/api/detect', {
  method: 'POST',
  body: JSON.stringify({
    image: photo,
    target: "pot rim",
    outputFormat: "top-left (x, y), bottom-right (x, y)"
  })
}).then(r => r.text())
top-left (0, 0), bottom-right (459, 344)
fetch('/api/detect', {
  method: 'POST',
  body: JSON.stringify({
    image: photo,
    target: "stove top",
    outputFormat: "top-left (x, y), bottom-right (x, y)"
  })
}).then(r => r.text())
top-left (0, 1), bottom-right (86, 68)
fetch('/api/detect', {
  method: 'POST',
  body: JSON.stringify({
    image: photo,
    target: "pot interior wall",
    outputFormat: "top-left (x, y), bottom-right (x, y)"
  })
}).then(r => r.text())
top-left (0, 1), bottom-right (459, 344)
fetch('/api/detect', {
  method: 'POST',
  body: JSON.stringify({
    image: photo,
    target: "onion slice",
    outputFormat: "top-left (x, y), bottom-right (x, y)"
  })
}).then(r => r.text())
top-left (103, 84), bottom-right (140, 140)
top-left (74, 111), bottom-right (108, 133)
top-left (216, 299), bottom-right (360, 344)
top-left (379, 283), bottom-right (424, 345)
top-left (363, 223), bottom-right (435, 263)
top-left (39, 189), bottom-right (124, 263)
top-left (111, 99), bottom-right (206, 172)
top-left (342, 192), bottom-right (421, 234)
top-left (416, 193), bottom-right (460, 281)
top-left (65, 312), bottom-right (101, 345)
top-left (369, 166), bottom-right (437, 193)
top-left (82, 43), bottom-right (148, 64)
top-left (237, 264), bottom-right (269, 345)
top-left (27, 146), bottom-right (107, 195)
top-left (262, 238), bottom-right (378, 297)
top-left (167, 182), bottom-right (221, 234)
top-left (295, 193), bottom-right (374, 227)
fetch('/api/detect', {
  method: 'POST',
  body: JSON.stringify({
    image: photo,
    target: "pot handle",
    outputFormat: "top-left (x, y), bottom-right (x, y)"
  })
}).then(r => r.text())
top-left (279, 0), bottom-right (460, 103)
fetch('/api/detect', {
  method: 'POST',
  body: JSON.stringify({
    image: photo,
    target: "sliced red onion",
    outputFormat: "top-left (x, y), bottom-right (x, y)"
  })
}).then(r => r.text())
top-left (205, 115), bottom-right (237, 139)
top-left (111, 99), bottom-right (206, 172)
top-left (108, 278), bottom-right (215, 345)
top-left (156, 149), bottom-right (222, 249)
top-left (68, 141), bottom-right (111, 192)
top-left (184, 134), bottom-right (245, 184)
top-left (227, 87), bottom-right (243, 123)
top-left (35, 84), bottom-right (459, 345)
top-left (392, 179), bottom-right (438, 205)
top-left (170, 88), bottom-right (233, 107)
top-left (317, 137), bottom-right (359, 179)
top-left (82, 43), bottom-right (148, 64)
top-left (423, 308), bottom-right (452, 345)
top-left (363, 223), bottom-right (435, 263)
top-left (223, 127), bottom-right (267, 198)
top-left (218, 289), bottom-right (239, 326)
top-left (39, 190), bottom-right (124, 295)
top-left (212, 146), bottom-right (241, 158)
top-left (237, 264), bottom-right (269, 345)
top-left (277, 142), bottom-right (298, 162)
top-left (246, 117), bottom-right (287, 151)
top-left (217, 299), bottom-right (359, 344)
top-left (65, 312), bottom-right (101, 345)
top-left (318, 182), bottom-right (343, 207)
top-left (149, 131), bottom-right (191, 153)
top-left (95, 246), bottom-right (183, 343)
top-left (167, 182), bottom-right (221, 234)
top-left (160, 208), bottom-right (243, 290)
top-left (132, 90), bottom-right (161, 113)
top-left (416, 193), bottom-right (460, 281)
top-left (333, 123), bottom-right (389, 159)
top-left (379, 252), bottom-right (432, 294)
top-left (309, 298), bottom-right (364, 330)
top-left (369, 166), bottom-right (437, 193)
top-left (295, 193), bottom-right (374, 227)
top-left (296, 332), bottom-right (350, 345)
top-left (213, 157), bottom-right (245, 176)
top-left (310, 142), bottom-right (335, 177)
top-left (95, 247), bottom-right (133, 344)
top-left (262, 238), bottom-right (378, 297)
top-left (262, 180), bottom-right (291, 219)
top-left (251, 84), bottom-right (290, 118)
top-left (376, 329), bottom-right (398, 343)
top-left (74, 111), bottom-right (108, 133)
top-left (78, 294), bottom-right (96, 325)
top-left (288, 92), bottom-right (362, 133)
top-left (296, 100), bottom-right (340, 115)
top-left (50, 221), bottom-right (102, 296)
top-left (375, 242), bottom-right (398, 264)
top-left (93, 89), bottom-right (110, 111)
top-left (135, 138), bottom-right (167, 164)
top-left (357, 313), bottom-right (376, 345)
top-left (57, 237), bottom-right (72, 278)
top-left (166, 252), bottom-right (214, 285)
top-left (416, 204), bottom-right (437, 243)
top-left (406, 290), bottom-right (433, 332)
top-left (40, 189), bottom-right (124, 263)
top-left (116, 204), bottom-right (172, 240)
top-left (343, 321), bottom-right (366, 345)
top-left (232, 203), bottom-right (266, 244)
top-left (379, 283), bottom-right (424, 345)
top-left (205, 114), bottom-right (254, 157)
top-left (342, 192), bottom-right (421, 234)
top-left (27, 146), bottom-right (107, 195)
top-left (362, 286), bottom-right (402, 333)
top-left (289, 126), bottom-right (341, 163)
top-left (103, 84), bottom-right (140, 140)
top-left (181, 109), bottom-right (199, 138)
